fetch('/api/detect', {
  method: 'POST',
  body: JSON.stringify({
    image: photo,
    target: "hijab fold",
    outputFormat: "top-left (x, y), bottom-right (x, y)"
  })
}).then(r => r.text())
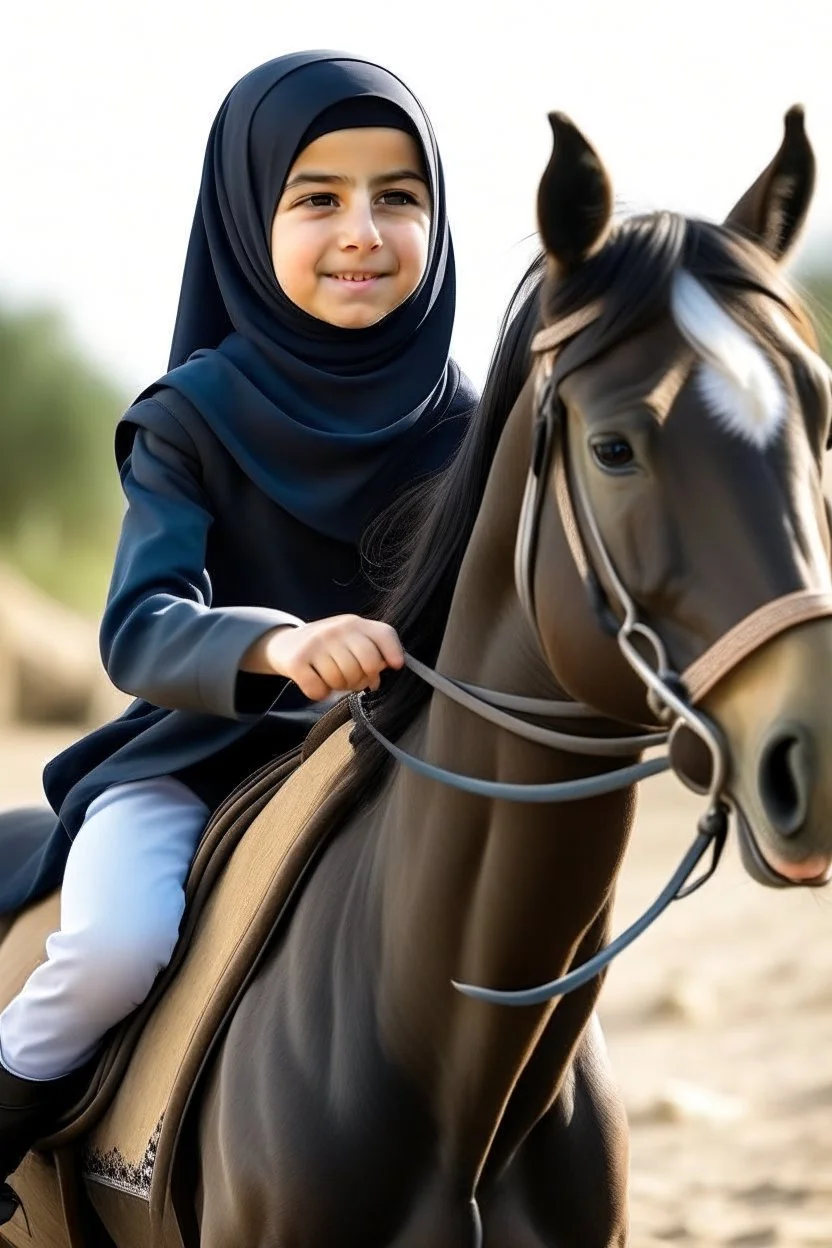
top-left (133, 51), bottom-right (476, 541)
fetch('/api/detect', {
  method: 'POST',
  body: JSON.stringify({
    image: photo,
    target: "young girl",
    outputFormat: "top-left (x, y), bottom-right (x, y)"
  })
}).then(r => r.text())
top-left (0, 50), bottom-right (476, 1218)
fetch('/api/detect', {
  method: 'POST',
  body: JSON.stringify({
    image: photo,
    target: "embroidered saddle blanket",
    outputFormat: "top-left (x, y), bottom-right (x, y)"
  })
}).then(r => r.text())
top-left (0, 700), bottom-right (356, 1248)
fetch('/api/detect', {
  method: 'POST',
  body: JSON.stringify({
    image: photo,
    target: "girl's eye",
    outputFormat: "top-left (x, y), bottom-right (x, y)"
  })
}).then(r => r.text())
top-left (305, 193), bottom-right (338, 208)
top-left (591, 437), bottom-right (635, 472)
top-left (378, 190), bottom-right (418, 206)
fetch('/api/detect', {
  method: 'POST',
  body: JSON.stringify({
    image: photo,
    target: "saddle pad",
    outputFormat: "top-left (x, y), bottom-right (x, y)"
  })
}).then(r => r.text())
top-left (0, 701), bottom-right (356, 1248)
top-left (81, 716), bottom-right (356, 1242)
top-left (0, 890), bottom-right (61, 1019)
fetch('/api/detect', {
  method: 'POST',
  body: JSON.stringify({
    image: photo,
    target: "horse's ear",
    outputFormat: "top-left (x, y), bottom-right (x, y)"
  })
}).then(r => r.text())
top-left (725, 105), bottom-right (815, 264)
top-left (537, 113), bottom-right (613, 274)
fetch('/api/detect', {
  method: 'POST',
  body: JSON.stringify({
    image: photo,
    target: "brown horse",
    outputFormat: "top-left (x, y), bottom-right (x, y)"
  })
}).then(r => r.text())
top-left (166, 106), bottom-right (831, 1247)
top-left (19, 106), bottom-right (832, 1247)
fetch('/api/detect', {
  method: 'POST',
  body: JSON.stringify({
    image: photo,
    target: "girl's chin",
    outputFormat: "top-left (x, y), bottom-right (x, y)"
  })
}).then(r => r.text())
top-left (313, 303), bottom-right (397, 329)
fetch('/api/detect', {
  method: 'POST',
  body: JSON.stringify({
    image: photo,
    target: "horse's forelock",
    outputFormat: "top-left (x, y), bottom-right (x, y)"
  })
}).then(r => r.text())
top-left (542, 214), bottom-right (806, 356)
top-left (544, 214), bottom-right (819, 451)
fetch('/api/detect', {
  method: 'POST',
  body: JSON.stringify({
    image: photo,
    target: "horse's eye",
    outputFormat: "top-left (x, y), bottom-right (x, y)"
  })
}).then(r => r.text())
top-left (591, 437), bottom-right (634, 471)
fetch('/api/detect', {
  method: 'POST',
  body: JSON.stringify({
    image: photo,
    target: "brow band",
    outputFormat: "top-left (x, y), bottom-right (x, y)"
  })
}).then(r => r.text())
top-left (531, 301), bottom-right (605, 355)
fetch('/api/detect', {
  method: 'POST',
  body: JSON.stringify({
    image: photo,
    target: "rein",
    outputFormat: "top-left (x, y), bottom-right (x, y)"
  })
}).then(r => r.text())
top-left (351, 300), bottom-right (832, 1008)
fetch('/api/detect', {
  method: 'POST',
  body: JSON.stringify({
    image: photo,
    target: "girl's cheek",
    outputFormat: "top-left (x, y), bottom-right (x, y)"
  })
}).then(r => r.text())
top-left (273, 230), bottom-right (317, 292)
top-left (389, 214), bottom-right (426, 251)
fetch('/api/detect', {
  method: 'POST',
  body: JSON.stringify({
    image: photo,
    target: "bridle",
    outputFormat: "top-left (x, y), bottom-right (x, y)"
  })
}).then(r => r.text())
top-left (352, 301), bottom-right (832, 1007)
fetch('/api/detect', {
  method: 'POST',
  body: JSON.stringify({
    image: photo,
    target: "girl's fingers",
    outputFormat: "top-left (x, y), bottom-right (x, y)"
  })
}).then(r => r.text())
top-left (308, 651), bottom-right (356, 692)
top-left (293, 666), bottom-right (331, 702)
top-left (326, 644), bottom-right (369, 690)
top-left (365, 621), bottom-right (405, 669)
top-left (343, 634), bottom-right (388, 684)
top-left (282, 617), bottom-right (405, 697)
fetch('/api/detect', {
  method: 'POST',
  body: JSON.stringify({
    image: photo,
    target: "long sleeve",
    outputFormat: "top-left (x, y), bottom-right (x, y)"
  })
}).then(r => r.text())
top-left (101, 419), bottom-right (303, 719)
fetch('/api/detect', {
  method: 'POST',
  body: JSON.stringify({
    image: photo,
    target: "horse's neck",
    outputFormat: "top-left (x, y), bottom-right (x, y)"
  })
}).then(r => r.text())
top-left (374, 384), bottom-right (638, 1193)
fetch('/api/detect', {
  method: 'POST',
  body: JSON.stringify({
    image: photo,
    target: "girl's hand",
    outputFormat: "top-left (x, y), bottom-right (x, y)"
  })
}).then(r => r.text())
top-left (245, 615), bottom-right (405, 702)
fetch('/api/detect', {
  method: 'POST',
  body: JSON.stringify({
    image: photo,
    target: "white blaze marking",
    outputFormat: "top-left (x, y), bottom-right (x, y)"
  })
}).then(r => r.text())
top-left (670, 271), bottom-right (787, 449)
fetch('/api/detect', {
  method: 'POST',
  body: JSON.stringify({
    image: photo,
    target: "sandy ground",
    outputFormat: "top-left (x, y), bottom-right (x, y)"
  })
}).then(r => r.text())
top-left (1, 726), bottom-right (830, 1247)
top-left (602, 771), bottom-right (832, 1247)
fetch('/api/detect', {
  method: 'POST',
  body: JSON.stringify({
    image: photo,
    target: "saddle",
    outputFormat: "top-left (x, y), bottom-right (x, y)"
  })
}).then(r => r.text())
top-left (0, 700), bottom-right (356, 1248)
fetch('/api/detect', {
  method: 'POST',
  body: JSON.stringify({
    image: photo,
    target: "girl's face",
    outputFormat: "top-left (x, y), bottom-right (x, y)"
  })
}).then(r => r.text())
top-left (271, 127), bottom-right (431, 329)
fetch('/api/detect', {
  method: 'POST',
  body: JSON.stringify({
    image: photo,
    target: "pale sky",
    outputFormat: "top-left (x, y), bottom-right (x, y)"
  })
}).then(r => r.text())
top-left (2, 0), bottom-right (830, 393)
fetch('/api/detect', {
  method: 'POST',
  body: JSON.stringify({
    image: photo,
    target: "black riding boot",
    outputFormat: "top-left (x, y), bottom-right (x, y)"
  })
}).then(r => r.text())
top-left (0, 1061), bottom-right (86, 1226)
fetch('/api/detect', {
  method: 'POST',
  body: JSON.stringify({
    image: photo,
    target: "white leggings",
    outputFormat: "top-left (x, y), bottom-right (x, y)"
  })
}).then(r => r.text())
top-left (0, 778), bottom-right (209, 1082)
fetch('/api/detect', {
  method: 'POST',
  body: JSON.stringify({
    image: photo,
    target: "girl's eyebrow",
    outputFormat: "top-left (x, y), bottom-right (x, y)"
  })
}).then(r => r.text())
top-left (282, 168), bottom-right (428, 192)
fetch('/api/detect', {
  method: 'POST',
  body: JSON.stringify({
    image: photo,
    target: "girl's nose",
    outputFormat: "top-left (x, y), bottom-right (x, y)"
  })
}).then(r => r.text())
top-left (339, 202), bottom-right (382, 250)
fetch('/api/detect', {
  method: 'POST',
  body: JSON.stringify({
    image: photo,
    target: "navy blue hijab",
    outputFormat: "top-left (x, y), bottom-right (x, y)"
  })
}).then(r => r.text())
top-left (139, 50), bottom-right (476, 541)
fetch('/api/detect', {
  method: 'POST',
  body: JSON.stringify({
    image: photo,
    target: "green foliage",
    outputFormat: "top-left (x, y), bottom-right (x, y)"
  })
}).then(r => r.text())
top-left (0, 300), bottom-right (126, 614)
top-left (793, 265), bottom-right (832, 363)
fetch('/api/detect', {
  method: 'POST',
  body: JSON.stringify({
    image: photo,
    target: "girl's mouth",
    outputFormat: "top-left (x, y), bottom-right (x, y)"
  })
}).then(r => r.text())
top-left (325, 272), bottom-right (386, 290)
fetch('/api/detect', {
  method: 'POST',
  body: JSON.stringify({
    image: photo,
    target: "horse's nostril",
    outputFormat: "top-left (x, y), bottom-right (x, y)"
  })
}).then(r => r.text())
top-left (758, 729), bottom-right (812, 838)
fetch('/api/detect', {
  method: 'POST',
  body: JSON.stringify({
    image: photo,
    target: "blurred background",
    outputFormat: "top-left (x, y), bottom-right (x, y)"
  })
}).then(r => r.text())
top-left (2, 3), bottom-right (832, 1243)
top-left (2, 0), bottom-right (831, 626)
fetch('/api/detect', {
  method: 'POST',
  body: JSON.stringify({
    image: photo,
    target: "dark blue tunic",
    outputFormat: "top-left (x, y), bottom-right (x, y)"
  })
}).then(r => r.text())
top-left (0, 385), bottom-right (471, 914)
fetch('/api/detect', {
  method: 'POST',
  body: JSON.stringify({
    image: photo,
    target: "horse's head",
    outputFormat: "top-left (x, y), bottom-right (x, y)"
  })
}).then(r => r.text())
top-left (529, 108), bottom-right (832, 889)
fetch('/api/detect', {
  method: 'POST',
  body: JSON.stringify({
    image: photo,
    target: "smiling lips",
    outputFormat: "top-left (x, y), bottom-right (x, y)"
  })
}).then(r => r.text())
top-left (326, 272), bottom-right (386, 284)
